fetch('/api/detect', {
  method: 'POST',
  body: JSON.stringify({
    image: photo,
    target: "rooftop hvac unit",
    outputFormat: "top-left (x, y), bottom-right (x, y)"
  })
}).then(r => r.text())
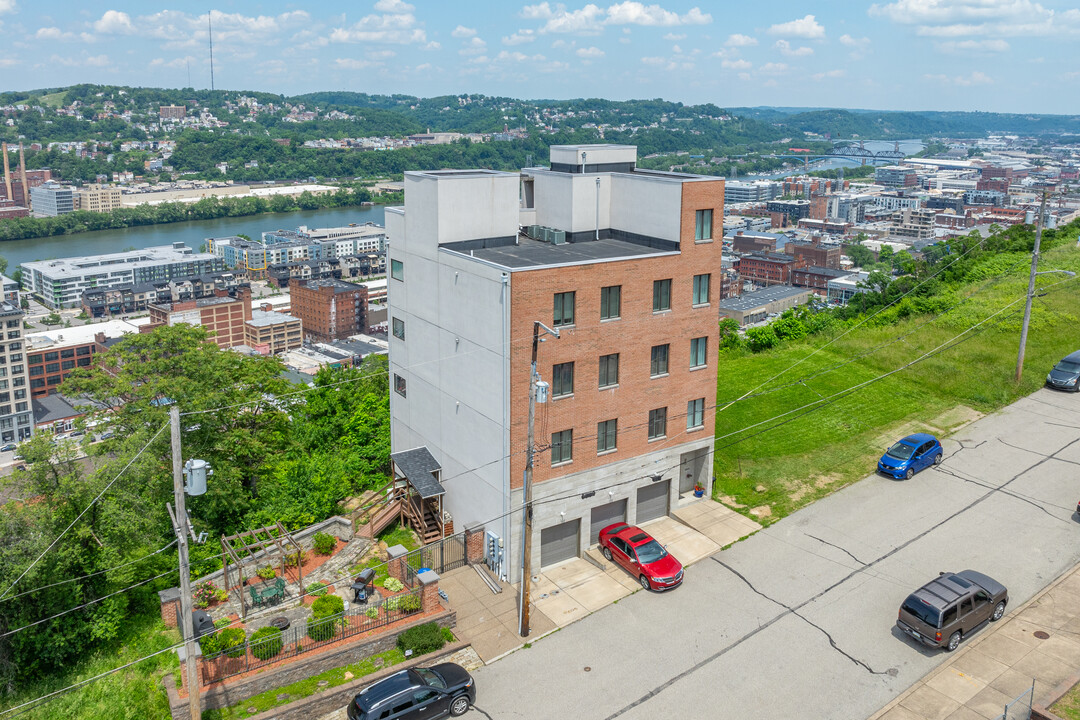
top-left (541, 227), bottom-right (552, 243)
top-left (550, 230), bottom-right (566, 245)
top-left (528, 224), bottom-right (541, 239)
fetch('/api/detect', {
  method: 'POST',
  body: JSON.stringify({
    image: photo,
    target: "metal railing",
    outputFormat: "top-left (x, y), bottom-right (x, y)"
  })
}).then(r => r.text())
top-left (401, 533), bottom-right (467, 588)
top-left (200, 586), bottom-right (424, 686)
top-left (990, 680), bottom-right (1034, 720)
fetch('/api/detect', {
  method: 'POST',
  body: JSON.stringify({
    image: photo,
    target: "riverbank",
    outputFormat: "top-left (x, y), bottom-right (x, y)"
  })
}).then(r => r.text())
top-left (0, 186), bottom-right (372, 245)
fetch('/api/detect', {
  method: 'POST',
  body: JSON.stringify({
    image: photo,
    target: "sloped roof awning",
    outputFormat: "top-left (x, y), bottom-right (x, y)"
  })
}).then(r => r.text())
top-left (390, 446), bottom-right (445, 499)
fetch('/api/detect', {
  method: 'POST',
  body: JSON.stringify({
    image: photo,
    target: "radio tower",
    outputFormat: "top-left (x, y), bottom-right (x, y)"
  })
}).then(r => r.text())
top-left (208, 11), bottom-right (215, 91)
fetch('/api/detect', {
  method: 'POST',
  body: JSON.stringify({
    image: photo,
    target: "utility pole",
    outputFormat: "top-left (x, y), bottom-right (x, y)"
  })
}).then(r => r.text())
top-left (1014, 190), bottom-right (1048, 383)
top-left (519, 321), bottom-right (558, 637)
top-left (168, 406), bottom-right (200, 720)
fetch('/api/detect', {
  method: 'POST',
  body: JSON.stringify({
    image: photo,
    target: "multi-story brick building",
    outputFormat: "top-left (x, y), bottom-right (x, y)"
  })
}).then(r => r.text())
top-left (792, 266), bottom-right (853, 294)
top-left (290, 279), bottom-right (369, 342)
top-left (387, 144), bottom-right (721, 580)
top-left (144, 287), bottom-right (253, 349)
top-left (735, 252), bottom-right (805, 286)
top-left (789, 240), bottom-right (841, 269)
top-left (27, 330), bottom-right (106, 399)
top-left (729, 230), bottom-right (779, 254)
top-left (244, 309), bottom-right (303, 354)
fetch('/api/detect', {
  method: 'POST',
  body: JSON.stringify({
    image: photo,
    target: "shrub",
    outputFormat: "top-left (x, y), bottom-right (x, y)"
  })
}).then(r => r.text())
top-left (307, 595), bottom-right (345, 642)
top-left (205, 627), bottom-right (247, 658)
top-left (214, 587), bottom-right (229, 603)
top-left (306, 582), bottom-right (328, 597)
top-left (381, 577), bottom-right (404, 593)
top-left (401, 594), bottom-right (422, 613)
top-left (307, 614), bottom-right (338, 642)
top-left (194, 581), bottom-right (222, 609)
top-left (440, 627), bottom-right (455, 643)
top-left (257, 565), bottom-right (276, 580)
top-left (745, 325), bottom-right (779, 352)
top-left (249, 627), bottom-right (283, 660)
top-left (285, 552), bottom-right (304, 568)
top-left (213, 617), bottom-right (233, 629)
top-left (364, 606), bottom-right (379, 619)
top-left (311, 594), bottom-right (344, 618)
top-left (396, 623), bottom-right (445, 656)
top-left (313, 532), bottom-right (337, 556)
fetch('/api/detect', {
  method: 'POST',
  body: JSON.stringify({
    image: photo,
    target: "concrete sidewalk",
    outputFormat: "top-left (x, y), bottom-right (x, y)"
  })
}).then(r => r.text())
top-left (870, 559), bottom-right (1080, 720)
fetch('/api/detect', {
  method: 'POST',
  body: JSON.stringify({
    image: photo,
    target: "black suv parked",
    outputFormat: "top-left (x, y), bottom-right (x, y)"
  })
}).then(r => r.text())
top-left (347, 663), bottom-right (475, 720)
top-left (897, 570), bottom-right (1008, 651)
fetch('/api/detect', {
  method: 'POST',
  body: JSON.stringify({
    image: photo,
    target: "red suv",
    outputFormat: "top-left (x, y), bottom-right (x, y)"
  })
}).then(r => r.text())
top-left (598, 522), bottom-right (683, 591)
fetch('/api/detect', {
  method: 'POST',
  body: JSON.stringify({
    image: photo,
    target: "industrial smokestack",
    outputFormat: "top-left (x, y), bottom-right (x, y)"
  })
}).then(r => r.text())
top-left (18, 142), bottom-right (28, 210)
top-left (1, 143), bottom-right (11, 203)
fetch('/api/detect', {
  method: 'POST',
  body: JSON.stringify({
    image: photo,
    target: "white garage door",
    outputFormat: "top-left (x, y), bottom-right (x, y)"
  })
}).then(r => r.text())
top-left (590, 499), bottom-right (627, 545)
top-left (636, 481), bottom-right (670, 524)
top-left (540, 519), bottom-right (580, 568)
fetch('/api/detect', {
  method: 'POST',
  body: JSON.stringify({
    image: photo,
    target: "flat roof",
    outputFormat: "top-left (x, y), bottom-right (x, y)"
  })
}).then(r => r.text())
top-left (300, 279), bottom-right (367, 291)
top-left (153, 295), bottom-right (239, 312)
top-left (27, 317), bottom-right (149, 349)
top-left (247, 309), bottom-right (300, 327)
top-left (22, 243), bottom-right (218, 278)
top-left (456, 236), bottom-right (672, 270)
top-left (717, 285), bottom-right (809, 312)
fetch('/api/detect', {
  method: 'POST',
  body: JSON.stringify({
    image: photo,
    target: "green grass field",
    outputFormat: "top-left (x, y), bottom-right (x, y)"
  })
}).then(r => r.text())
top-left (712, 243), bottom-right (1080, 523)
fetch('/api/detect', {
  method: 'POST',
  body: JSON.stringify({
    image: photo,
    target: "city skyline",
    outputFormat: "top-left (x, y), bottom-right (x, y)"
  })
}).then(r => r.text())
top-left (1, 1), bottom-right (1079, 114)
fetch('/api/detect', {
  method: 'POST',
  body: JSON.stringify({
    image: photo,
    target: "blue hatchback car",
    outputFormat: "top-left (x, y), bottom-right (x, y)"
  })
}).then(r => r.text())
top-left (878, 433), bottom-right (943, 479)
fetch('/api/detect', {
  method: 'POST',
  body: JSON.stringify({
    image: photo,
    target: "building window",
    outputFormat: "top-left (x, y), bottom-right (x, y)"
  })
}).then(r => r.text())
top-left (551, 429), bottom-right (573, 465)
top-left (61, 360), bottom-right (75, 371)
top-left (390, 259), bottom-right (404, 281)
top-left (44, 352), bottom-right (59, 362)
top-left (687, 398), bottom-right (705, 430)
top-left (600, 285), bottom-right (621, 320)
top-left (652, 279), bottom-right (671, 312)
top-left (76, 346), bottom-right (91, 356)
top-left (30, 378), bottom-right (45, 389)
top-left (650, 344), bottom-right (669, 377)
top-left (690, 337), bottom-right (708, 368)
top-left (648, 408), bottom-right (667, 440)
top-left (692, 274), bottom-right (710, 306)
top-left (553, 291), bottom-right (575, 327)
top-left (598, 353), bottom-right (619, 388)
top-left (552, 362), bottom-right (574, 397)
top-left (597, 419), bottom-right (617, 453)
top-left (695, 209), bottom-right (713, 240)
top-left (392, 317), bottom-right (405, 340)
top-left (60, 349), bottom-right (75, 359)
top-left (394, 373), bottom-right (407, 397)
top-left (45, 362), bottom-right (60, 374)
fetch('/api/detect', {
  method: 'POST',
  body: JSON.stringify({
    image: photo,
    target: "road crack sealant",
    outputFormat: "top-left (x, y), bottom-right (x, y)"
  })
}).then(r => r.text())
top-left (601, 436), bottom-right (1073, 720)
top-left (805, 534), bottom-right (868, 566)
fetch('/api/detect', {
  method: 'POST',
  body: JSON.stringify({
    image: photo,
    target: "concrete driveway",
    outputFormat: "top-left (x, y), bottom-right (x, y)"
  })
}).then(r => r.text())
top-left (470, 390), bottom-right (1080, 720)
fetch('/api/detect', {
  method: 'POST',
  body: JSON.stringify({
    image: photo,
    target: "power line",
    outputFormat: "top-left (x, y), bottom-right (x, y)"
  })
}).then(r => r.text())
top-left (0, 421), bottom-right (171, 602)
top-left (0, 540), bottom-right (178, 603)
top-left (0, 569), bottom-right (176, 639)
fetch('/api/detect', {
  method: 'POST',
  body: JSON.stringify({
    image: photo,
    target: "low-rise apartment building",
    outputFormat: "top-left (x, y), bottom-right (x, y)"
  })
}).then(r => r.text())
top-left (0, 303), bottom-right (32, 442)
top-left (23, 242), bottom-right (227, 309)
top-left (388, 143), bottom-right (721, 581)
top-left (735, 252), bottom-right (806, 286)
top-left (291, 279), bottom-right (368, 342)
top-left (144, 287), bottom-right (253, 349)
top-left (80, 272), bottom-right (244, 318)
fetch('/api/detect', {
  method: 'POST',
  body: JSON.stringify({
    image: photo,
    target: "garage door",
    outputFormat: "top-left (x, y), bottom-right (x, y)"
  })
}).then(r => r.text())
top-left (590, 499), bottom-right (627, 545)
top-left (636, 481), bottom-right (670, 524)
top-left (540, 519), bottom-right (580, 568)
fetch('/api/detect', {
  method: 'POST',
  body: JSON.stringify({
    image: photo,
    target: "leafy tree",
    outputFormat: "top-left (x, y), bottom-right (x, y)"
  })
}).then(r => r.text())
top-left (771, 313), bottom-right (808, 341)
top-left (846, 241), bottom-right (875, 269)
top-left (745, 325), bottom-right (779, 352)
top-left (718, 318), bottom-right (743, 350)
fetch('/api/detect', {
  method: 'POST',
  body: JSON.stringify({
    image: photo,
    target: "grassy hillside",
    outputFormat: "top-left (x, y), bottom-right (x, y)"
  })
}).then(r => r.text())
top-left (712, 241), bottom-right (1080, 522)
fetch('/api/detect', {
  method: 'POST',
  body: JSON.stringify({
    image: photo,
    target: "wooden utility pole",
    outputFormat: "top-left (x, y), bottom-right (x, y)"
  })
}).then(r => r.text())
top-left (168, 406), bottom-right (201, 720)
top-left (1014, 190), bottom-right (1048, 383)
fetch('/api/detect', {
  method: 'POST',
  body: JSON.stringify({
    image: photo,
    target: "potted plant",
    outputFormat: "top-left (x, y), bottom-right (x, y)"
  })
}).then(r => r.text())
top-left (693, 483), bottom-right (705, 498)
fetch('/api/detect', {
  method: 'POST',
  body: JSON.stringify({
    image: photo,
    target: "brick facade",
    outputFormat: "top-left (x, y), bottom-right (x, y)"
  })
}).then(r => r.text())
top-left (145, 287), bottom-right (253, 348)
top-left (507, 180), bottom-right (724, 491)
top-left (291, 280), bottom-right (368, 342)
top-left (735, 252), bottom-right (806, 286)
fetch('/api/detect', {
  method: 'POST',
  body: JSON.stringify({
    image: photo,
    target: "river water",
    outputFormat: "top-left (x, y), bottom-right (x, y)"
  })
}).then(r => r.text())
top-left (752, 139), bottom-right (927, 180)
top-left (1, 204), bottom-right (388, 270)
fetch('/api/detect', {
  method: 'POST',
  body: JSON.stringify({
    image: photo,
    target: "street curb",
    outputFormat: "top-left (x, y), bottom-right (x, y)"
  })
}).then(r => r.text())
top-left (867, 557), bottom-right (1080, 719)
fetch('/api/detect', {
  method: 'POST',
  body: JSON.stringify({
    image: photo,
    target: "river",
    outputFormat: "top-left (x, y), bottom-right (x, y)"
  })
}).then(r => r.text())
top-left (1, 204), bottom-right (388, 270)
top-left (752, 139), bottom-right (927, 180)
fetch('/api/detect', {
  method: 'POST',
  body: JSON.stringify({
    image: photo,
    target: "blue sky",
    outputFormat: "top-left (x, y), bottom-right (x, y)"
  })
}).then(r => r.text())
top-left (2, 1), bottom-right (1079, 113)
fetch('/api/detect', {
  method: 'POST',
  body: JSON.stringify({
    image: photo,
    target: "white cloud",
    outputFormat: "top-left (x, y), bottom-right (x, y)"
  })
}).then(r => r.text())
top-left (374, 0), bottom-right (414, 12)
top-left (641, 55), bottom-right (666, 65)
top-left (767, 14), bottom-right (825, 39)
top-left (663, 32), bottom-right (684, 40)
top-left (839, 33), bottom-right (869, 47)
top-left (604, 2), bottom-right (711, 27)
top-left (459, 36), bottom-right (487, 55)
top-left (936, 38), bottom-right (1010, 52)
top-left (576, 45), bottom-right (604, 57)
top-left (721, 58), bottom-right (751, 70)
top-left (368, 49), bottom-right (396, 59)
top-left (497, 50), bottom-right (530, 61)
top-left (423, 41), bottom-right (441, 50)
top-left (503, 29), bottom-right (536, 44)
top-left (150, 55), bottom-right (196, 69)
top-left (0, 58), bottom-right (17, 67)
top-left (923, 70), bottom-right (993, 85)
top-left (36, 26), bottom-right (76, 41)
top-left (50, 53), bottom-right (110, 67)
top-left (759, 61), bottom-right (789, 74)
top-left (415, 62), bottom-right (431, 71)
top-left (725, 33), bottom-right (757, 47)
top-left (812, 69), bottom-right (845, 80)
top-left (452, 25), bottom-right (476, 38)
top-left (93, 10), bottom-right (136, 34)
top-left (868, 0), bottom-right (1080, 38)
top-left (521, 1), bottom-right (710, 34)
top-left (671, 43), bottom-right (681, 53)
top-left (0, 0), bottom-right (14, 15)
top-left (335, 57), bottom-right (378, 69)
top-left (775, 39), bottom-right (813, 56)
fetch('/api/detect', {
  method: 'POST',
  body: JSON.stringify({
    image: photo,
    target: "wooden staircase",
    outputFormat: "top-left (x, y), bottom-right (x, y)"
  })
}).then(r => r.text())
top-left (354, 481), bottom-right (450, 543)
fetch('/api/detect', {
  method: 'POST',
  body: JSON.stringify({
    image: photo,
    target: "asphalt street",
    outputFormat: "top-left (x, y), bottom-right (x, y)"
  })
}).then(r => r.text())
top-left (470, 389), bottom-right (1080, 720)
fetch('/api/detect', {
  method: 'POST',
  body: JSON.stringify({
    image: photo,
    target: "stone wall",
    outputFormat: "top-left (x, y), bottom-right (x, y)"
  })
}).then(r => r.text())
top-left (164, 608), bottom-right (457, 717)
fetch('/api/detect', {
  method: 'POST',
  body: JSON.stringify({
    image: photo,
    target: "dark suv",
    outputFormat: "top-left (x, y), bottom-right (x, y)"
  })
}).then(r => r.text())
top-left (347, 663), bottom-right (475, 720)
top-left (897, 570), bottom-right (1008, 651)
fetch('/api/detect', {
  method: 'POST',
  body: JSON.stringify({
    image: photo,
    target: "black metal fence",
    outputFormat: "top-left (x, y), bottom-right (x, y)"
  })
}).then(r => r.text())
top-left (200, 586), bottom-right (424, 685)
top-left (402, 533), bottom-right (467, 588)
